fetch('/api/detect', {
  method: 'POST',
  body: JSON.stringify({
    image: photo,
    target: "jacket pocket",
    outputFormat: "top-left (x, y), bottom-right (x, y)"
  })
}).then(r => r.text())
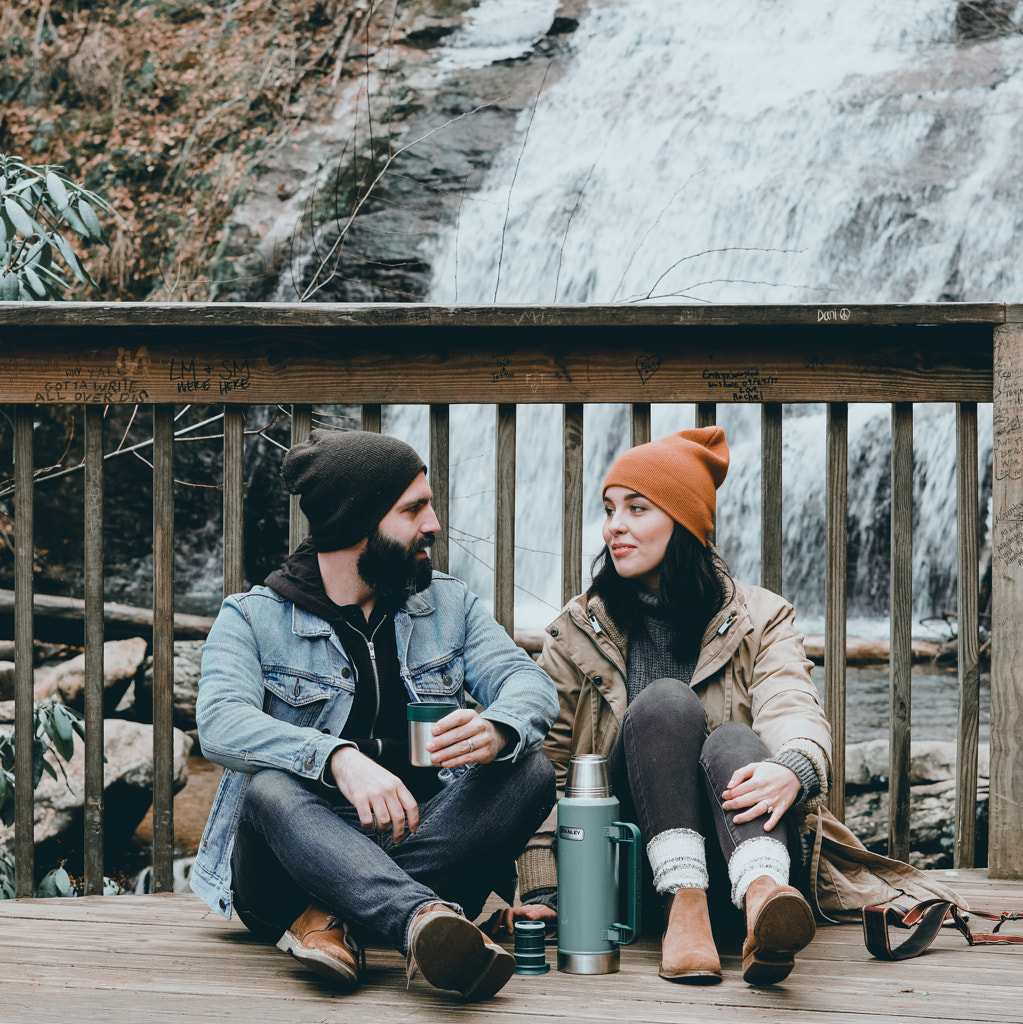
top-left (263, 668), bottom-right (347, 727)
top-left (407, 653), bottom-right (465, 699)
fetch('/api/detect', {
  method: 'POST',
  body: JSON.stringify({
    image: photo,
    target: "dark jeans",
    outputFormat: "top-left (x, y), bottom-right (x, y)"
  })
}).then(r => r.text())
top-left (230, 750), bottom-right (554, 954)
top-left (608, 679), bottom-right (801, 939)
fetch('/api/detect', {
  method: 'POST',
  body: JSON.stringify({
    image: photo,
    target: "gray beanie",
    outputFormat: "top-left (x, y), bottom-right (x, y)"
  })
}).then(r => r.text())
top-left (281, 429), bottom-right (426, 551)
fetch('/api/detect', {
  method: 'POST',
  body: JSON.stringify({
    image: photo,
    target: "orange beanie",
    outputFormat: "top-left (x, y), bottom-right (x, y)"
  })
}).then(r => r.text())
top-left (602, 427), bottom-right (729, 545)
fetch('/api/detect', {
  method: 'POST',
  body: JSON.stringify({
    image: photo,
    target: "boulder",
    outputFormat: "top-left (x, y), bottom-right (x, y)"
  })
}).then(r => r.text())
top-left (842, 740), bottom-right (990, 869)
top-left (33, 637), bottom-right (149, 714)
top-left (134, 640), bottom-right (203, 731)
top-left (0, 719), bottom-right (190, 871)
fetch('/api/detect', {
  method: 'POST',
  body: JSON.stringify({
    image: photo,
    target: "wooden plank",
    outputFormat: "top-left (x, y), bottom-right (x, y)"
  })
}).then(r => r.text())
top-left (990, 320), bottom-right (1023, 878)
top-left (696, 403), bottom-right (717, 429)
top-left (152, 405), bottom-right (175, 893)
top-left (223, 407), bottom-right (245, 598)
top-left (630, 403), bottom-right (651, 447)
top-left (563, 404), bottom-right (584, 605)
top-left (826, 403), bottom-right (848, 820)
top-left (0, 325), bottom-right (994, 405)
top-left (361, 404), bottom-right (382, 432)
top-left (495, 405), bottom-right (516, 635)
top-left (889, 402), bottom-right (914, 862)
top-left (761, 403), bottom-right (783, 594)
top-left (0, 300), bottom-right (1006, 328)
top-left (429, 405), bottom-right (449, 574)
top-left (13, 405), bottom-right (34, 897)
top-left (83, 404), bottom-right (105, 896)
top-left (289, 404), bottom-right (312, 553)
top-left (955, 402), bottom-right (980, 868)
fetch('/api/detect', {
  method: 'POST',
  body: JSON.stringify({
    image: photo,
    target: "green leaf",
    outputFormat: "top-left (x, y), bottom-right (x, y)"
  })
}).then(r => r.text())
top-left (52, 233), bottom-right (85, 283)
top-left (4, 196), bottom-right (36, 238)
top-left (45, 171), bottom-right (69, 211)
top-left (23, 265), bottom-right (46, 298)
top-left (79, 200), bottom-right (102, 240)
top-left (0, 274), bottom-right (18, 301)
top-left (52, 705), bottom-right (74, 744)
top-left (61, 205), bottom-right (89, 239)
top-left (36, 865), bottom-right (77, 899)
top-left (0, 216), bottom-right (7, 249)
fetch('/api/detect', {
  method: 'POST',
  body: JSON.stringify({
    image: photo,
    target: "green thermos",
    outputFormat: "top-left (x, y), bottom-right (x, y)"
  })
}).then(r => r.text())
top-left (557, 753), bottom-right (641, 974)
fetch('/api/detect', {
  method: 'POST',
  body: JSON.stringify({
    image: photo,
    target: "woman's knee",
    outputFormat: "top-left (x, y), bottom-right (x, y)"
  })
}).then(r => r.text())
top-left (624, 677), bottom-right (707, 735)
top-left (700, 722), bottom-right (768, 774)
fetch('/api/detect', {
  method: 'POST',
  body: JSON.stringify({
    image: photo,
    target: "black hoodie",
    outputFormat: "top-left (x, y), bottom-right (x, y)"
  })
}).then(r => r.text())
top-left (265, 539), bottom-right (440, 797)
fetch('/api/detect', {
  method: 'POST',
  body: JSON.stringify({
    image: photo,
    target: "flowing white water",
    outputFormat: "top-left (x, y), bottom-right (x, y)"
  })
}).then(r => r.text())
top-left (392, 1), bottom-right (1014, 632)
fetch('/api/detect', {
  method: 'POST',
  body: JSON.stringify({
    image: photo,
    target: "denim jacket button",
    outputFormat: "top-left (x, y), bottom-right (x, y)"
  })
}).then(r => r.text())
top-left (442, 674), bottom-right (451, 686)
top-left (304, 755), bottom-right (315, 770)
top-left (293, 680), bottom-right (301, 697)
top-left (341, 667), bottom-right (351, 679)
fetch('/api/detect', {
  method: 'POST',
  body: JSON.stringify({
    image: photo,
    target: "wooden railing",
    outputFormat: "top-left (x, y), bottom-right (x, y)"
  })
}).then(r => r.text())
top-left (1, 301), bottom-right (1018, 896)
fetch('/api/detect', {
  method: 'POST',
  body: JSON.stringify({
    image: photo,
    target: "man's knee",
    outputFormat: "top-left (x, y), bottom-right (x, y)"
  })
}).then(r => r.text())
top-left (508, 749), bottom-right (556, 808)
top-left (241, 768), bottom-right (301, 821)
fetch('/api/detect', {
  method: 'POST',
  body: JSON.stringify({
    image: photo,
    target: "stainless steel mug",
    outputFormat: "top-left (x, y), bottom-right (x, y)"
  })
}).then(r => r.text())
top-left (407, 701), bottom-right (456, 766)
top-left (556, 754), bottom-right (641, 974)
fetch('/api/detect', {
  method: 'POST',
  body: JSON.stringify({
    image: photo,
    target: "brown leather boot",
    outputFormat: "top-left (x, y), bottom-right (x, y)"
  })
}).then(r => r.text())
top-left (741, 876), bottom-right (815, 986)
top-left (276, 902), bottom-right (363, 990)
top-left (658, 888), bottom-right (722, 984)
top-left (406, 903), bottom-right (515, 1001)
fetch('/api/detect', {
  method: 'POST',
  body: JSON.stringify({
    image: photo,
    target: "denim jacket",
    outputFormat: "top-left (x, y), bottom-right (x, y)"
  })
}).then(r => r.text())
top-left (190, 573), bottom-right (558, 917)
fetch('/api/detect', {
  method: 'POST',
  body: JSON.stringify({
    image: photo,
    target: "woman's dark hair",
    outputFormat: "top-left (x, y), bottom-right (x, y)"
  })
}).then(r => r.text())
top-left (588, 523), bottom-right (733, 657)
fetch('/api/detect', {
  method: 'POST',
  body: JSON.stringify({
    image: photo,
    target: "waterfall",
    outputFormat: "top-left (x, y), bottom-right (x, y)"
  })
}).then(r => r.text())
top-left (388, 0), bottom-right (1011, 632)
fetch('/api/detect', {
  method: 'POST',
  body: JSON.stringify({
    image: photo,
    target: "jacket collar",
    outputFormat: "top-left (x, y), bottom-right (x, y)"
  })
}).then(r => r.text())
top-left (289, 586), bottom-right (436, 636)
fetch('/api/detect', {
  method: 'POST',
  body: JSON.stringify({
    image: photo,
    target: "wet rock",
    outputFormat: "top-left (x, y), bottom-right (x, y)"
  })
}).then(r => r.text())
top-left (133, 640), bottom-right (203, 731)
top-left (843, 740), bottom-right (989, 869)
top-left (34, 637), bottom-right (149, 715)
top-left (0, 719), bottom-right (191, 873)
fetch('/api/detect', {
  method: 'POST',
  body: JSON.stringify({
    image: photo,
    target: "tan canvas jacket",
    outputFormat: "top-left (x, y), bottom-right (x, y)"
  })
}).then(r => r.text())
top-left (518, 580), bottom-right (833, 897)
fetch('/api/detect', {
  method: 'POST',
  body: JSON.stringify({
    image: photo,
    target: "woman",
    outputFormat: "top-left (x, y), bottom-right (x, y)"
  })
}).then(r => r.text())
top-left (509, 427), bottom-right (832, 986)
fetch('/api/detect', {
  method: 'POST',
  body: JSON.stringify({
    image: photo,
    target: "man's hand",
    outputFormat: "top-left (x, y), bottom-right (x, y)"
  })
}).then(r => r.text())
top-left (425, 708), bottom-right (514, 767)
top-left (330, 746), bottom-right (419, 843)
top-left (721, 761), bottom-right (801, 832)
top-left (481, 902), bottom-right (557, 937)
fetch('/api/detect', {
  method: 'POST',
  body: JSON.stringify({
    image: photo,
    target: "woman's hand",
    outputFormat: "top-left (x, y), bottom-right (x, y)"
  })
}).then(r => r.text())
top-left (426, 708), bottom-right (514, 767)
top-left (721, 761), bottom-right (801, 832)
top-left (481, 902), bottom-right (558, 937)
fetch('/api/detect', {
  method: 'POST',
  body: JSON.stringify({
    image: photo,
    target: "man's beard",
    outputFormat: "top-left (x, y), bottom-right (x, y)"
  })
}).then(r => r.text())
top-left (357, 529), bottom-right (435, 602)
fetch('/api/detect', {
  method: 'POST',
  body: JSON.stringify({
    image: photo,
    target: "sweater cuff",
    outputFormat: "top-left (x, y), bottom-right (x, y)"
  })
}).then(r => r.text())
top-left (766, 750), bottom-right (820, 805)
top-left (518, 846), bottom-right (557, 903)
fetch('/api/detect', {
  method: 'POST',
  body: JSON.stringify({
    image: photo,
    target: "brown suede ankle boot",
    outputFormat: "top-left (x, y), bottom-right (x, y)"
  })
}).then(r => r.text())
top-left (658, 887), bottom-right (722, 984)
top-left (741, 875), bottom-right (815, 986)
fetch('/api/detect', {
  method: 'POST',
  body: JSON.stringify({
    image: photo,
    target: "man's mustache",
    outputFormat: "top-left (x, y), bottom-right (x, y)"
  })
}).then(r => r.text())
top-left (409, 534), bottom-right (436, 556)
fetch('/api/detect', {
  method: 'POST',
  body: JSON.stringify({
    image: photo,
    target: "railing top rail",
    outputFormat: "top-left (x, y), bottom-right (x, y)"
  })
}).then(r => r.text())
top-left (0, 300), bottom-right (1010, 328)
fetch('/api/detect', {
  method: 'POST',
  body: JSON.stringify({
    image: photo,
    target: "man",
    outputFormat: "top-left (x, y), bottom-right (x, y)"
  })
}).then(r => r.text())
top-left (191, 429), bottom-right (557, 1002)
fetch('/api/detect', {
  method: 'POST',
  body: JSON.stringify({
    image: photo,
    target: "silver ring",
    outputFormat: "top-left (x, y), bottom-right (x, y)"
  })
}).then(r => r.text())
top-left (766, 804), bottom-right (774, 815)
top-left (467, 737), bottom-right (475, 753)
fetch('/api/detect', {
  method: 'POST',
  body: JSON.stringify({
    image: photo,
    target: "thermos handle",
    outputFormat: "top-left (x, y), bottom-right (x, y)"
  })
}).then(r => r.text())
top-left (608, 821), bottom-right (642, 946)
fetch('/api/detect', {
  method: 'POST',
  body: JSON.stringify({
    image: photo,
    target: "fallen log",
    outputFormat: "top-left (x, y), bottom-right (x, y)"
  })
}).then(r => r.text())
top-left (0, 589), bottom-right (215, 645)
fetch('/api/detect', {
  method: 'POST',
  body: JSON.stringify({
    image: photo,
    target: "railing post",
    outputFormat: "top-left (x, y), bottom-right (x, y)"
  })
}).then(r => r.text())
top-left (826, 403), bottom-right (848, 821)
top-left (83, 405), bottom-right (105, 895)
top-left (494, 405), bottom-right (516, 635)
top-left (152, 405), bottom-right (175, 892)
top-left (990, 316), bottom-right (1023, 877)
top-left (563, 404), bottom-right (584, 606)
top-left (13, 405), bottom-right (35, 897)
top-left (955, 402), bottom-right (980, 868)
top-left (761, 404), bottom-right (783, 594)
top-left (289, 405), bottom-right (312, 553)
top-left (889, 402), bottom-right (913, 862)
top-left (429, 405), bottom-right (450, 574)
top-left (223, 408), bottom-right (245, 599)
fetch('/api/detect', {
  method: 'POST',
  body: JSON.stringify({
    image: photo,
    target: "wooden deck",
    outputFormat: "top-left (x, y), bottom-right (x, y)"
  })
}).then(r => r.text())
top-left (2, 870), bottom-right (1022, 1023)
